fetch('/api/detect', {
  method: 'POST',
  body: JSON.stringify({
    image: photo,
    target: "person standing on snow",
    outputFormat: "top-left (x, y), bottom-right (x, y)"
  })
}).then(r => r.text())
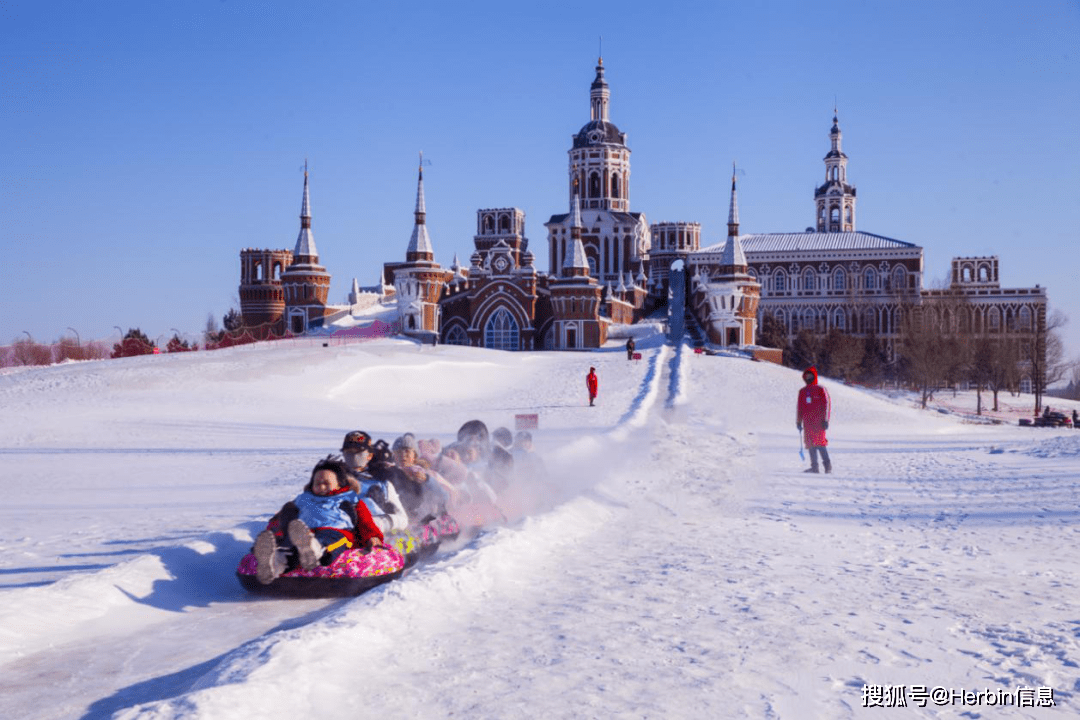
top-left (626, 337), bottom-right (635, 360)
top-left (586, 367), bottom-right (598, 407)
top-left (796, 366), bottom-right (832, 473)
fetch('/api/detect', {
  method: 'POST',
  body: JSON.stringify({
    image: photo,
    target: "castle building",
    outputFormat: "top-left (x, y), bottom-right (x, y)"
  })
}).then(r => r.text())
top-left (240, 59), bottom-right (1047, 379)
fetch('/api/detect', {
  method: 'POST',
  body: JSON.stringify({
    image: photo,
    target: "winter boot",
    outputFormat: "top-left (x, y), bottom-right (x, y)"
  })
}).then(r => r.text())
top-left (254, 529), bottom-right (286, 584)
top-left (803, 466), bottom-right (820, 473)
top-left (288, 519), bottom-right (324, 570)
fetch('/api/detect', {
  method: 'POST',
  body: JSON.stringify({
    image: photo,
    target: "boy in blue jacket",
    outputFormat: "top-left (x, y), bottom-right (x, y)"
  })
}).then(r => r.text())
top-left (253, 457), bottom-right (384, 584)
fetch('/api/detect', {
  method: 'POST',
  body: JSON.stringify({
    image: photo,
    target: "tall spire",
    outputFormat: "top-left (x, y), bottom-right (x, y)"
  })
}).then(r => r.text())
top-left (727, 163), bottom-right (740, 238)
top-left (590, 55), bottom-right (610, 122)
top-left (293, 161), bottom-right (318, 259)
top-left (563, 193), bottom-right (589, 276)
top-left (407, 152), bottom-right (434, 260)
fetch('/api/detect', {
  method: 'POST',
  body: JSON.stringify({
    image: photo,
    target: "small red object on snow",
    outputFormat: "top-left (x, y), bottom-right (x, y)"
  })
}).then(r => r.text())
top-left (632, 352), bottom-right (642, 360)
top-left (694, 347), bottom-right (704, 354)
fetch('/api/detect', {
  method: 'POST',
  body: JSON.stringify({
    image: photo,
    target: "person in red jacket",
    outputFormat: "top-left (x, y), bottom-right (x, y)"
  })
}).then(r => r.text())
top-left (796, 366), bottom-right (832, 473)
top-left (586, 367), bottom-right (598, 407)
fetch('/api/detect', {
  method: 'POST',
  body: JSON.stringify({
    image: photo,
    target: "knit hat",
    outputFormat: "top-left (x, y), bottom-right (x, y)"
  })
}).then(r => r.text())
top-left (392, 433), bottom-right (419, 453)
top-left (342, 430), bottom-right (372, 453)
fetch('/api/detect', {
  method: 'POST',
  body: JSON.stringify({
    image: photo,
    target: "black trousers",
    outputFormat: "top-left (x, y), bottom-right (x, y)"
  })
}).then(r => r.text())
top-left (809, 446), bottom-right (831, 470)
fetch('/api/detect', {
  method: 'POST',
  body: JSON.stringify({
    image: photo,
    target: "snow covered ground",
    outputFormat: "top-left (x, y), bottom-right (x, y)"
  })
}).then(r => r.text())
top-left (1, 331), bottom-right (1079, 719)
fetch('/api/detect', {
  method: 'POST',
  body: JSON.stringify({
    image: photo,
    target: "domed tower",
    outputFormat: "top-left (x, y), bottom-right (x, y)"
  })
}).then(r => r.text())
top-left (280, 166), bottom-right (332, 333)
top-left (815, 110), bottom-right (857, 232)
top-left (547, 58), bottom-right (649, 291)
top-left (569, 57), bottom-right (631, 212)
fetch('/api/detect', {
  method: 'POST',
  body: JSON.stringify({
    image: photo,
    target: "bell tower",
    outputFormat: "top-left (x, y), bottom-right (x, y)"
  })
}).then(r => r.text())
top-left (568, 58), bottom-right (631, 213)
top-left (815, 110), bottom-right (857, 232)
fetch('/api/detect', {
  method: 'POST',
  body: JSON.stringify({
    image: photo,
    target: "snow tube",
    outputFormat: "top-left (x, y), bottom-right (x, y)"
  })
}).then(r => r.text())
top-left (237, 545), bottom-right (405, 598)
top-left (431, 512), bottom-right (460, 542)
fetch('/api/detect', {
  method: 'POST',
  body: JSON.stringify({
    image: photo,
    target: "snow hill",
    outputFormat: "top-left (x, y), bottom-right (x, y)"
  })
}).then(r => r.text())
top-left (1, 331), bottom-right (1078, 719)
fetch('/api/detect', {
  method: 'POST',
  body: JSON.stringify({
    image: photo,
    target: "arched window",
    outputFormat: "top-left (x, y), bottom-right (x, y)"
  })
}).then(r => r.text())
top-left (891, 266), bottom-right (906, 292)
top-left (484, 308), bottom-right (520, 351)
top-left (773, 269), bottom-right (787, 294)
top-left (588, 172), bottom-right (601, 199)
top-left (863, 308), bottom-right (877, 334)
top-left (979, 265), bottom-right (990, 282)
top-left (484, 215), bottom-right (493, 233)
top-left (988, 307), bottom-right (1001, 332)
top-left (774, 309), bottom-right (786, 332)
top-left (803, 309), bottom-right (817, 333)
top-left (803, 268), bottom-right (817, 292)
top-left (863, 267), bottom-right (876, 291)
top-left (499, 214), bottom-right (510, 233)
top-left (834, 308), bottom-right (846, 331)
top-left (1019, 306), bottom-right (1032, 331)
top-left (444, 325), bottom-right (468, 346)
top-left (830, 206), bottom-right (840, 226)
top-left (962, 265), bottom-right (972, 282)
top-left (833, 268), bottom-right (847, 292)
top-left (611, 172), bottom-right (620, 199)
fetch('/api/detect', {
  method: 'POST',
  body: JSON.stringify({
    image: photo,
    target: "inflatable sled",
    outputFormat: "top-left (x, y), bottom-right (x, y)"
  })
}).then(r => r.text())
top-left (237, 545), bottom-right (405, 598)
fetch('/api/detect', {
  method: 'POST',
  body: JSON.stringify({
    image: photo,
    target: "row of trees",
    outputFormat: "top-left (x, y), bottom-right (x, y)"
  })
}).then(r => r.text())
top-left (758, 290), bottom-right (1074, 415)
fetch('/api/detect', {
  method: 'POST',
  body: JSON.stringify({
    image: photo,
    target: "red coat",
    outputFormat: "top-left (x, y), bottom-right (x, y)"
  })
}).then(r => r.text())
top-left (796, 366), bottom-right (830, 447)
top-left (586, 371), bottom-right (598, 398)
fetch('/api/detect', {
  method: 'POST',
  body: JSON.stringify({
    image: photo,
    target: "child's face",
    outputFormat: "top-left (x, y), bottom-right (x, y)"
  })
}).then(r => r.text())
top-left (461, 445), bottom-right (479, 463)
top-left (394, 448), bottom-right (417, 466)
top-left (311, 469), bottom-right (341, 496)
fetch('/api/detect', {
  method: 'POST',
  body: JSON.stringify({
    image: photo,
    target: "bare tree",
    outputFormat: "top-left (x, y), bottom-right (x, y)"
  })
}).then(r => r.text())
top-left (821, 329), bottom-right (863, 382)
top-left (1029, 309), bottom-right (1069, 415)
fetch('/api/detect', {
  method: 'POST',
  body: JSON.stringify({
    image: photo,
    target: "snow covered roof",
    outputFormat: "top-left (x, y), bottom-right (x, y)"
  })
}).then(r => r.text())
top-left (563, 236), bottom-right (590, 272)
top-left (718, 234), bottom-right (747, 267)
top-left (699, 231), bottom-right (917, 254)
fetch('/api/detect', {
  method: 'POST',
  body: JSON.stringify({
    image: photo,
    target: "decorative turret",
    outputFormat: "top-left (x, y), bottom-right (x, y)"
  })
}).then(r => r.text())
top-left (562, 194), bottom-right (590, 278)
top-left (407, 153), bottom-right (434, 262)
top-left (388, 153), bottom-right (448, 337)
top-left (550, 192), bottom-right (605, 349)
top-left (815, 109), bottom-right (857, 232)
top-left (280, 164), bottom-right (332, 334)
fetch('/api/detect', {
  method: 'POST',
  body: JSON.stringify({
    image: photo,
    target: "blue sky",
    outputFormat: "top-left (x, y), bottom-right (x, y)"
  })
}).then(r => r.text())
top-left (2, 0), bottom-right (1078, 358)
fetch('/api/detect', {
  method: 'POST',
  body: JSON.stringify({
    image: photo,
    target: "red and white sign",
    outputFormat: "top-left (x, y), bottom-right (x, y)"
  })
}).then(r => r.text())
top-left (515, 413), bottom-right (539, 430)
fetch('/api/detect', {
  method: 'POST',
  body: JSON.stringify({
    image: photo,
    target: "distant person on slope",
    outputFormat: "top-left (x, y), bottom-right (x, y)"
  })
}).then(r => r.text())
top-left (626, 337), bottom-right (635, 360)
top-left (796, 366), bottom-right (832, 474)
top-left (586, 367), bottom-right (598, 407)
